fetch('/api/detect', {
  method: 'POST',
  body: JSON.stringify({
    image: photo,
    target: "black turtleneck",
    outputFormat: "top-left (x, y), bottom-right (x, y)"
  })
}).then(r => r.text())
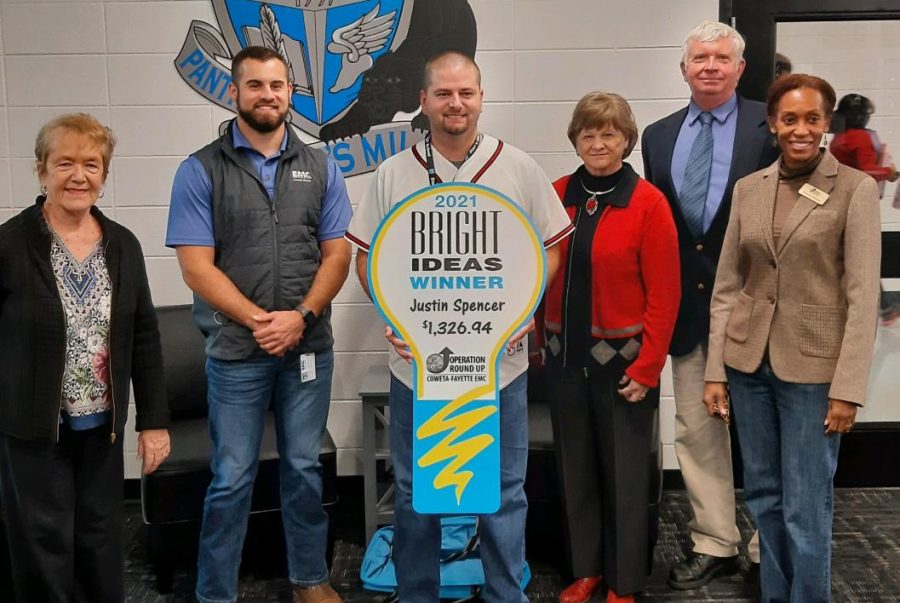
top-left (578, 165), bottom-right (626, 198)
top-left (556, 163), bottom-right (636, 368)
top-left (779, 148), bottom-right (825, 180)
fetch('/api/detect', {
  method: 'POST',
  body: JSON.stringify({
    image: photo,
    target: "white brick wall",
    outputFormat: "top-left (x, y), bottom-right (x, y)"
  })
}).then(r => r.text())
top-left (0, 0), bottom-right (729, 476)
top-left (6, 55), bottom-right (109, 106)
top-left (2, 3), bottom-right (107, 55)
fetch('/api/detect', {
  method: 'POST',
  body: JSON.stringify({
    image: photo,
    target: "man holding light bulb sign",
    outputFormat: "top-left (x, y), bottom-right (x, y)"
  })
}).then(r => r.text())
top-left (346, 51), bottom-right (572, 603)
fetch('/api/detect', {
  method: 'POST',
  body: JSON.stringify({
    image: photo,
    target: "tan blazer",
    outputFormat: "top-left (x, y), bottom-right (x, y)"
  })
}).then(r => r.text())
top-left (706, 152), bottom-right (881, 405)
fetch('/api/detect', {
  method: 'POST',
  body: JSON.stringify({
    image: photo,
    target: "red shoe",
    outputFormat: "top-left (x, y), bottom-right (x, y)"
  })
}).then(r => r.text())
top-left (559, 577), bottom-right (601, 603)
top-left (606, 589), bottom-right (635, 603)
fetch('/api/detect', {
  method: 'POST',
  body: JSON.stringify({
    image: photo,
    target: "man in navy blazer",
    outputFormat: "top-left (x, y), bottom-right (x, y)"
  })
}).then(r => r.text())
top-left (641, 20), bottom-right (779, 590)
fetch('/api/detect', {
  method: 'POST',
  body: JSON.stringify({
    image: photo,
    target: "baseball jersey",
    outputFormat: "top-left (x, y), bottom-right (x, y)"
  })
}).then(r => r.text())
top-left (347, 134), bottom-right (573, 390)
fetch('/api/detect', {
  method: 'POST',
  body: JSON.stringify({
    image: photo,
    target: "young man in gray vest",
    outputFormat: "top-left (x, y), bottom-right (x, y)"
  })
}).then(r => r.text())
top-left (641, 21), bottom-right (779, 589)
top-left (166, 46), bottom-right (352, 603)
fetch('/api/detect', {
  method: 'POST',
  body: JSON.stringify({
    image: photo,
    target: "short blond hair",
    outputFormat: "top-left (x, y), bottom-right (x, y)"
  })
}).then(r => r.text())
top-left (681, 20), bottom-right (745, 66)
top-left (34, 113), bottom-right (116, 180)
top-left (421, 51), bottom-right (481, 91)
top-left (567, 92), bottom-right (638, 158)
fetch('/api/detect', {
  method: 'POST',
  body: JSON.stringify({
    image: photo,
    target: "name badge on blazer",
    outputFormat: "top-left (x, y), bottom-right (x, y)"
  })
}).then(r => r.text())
top-left (799, 183), bottom-right (829, 205)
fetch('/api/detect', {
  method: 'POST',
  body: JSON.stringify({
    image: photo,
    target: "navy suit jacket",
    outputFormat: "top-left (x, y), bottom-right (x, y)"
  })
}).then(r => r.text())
top-left (641, 96), bottom-right (780, 357)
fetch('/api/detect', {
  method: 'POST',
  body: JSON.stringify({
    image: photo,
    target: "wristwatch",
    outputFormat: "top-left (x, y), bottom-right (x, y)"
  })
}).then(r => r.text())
top-left (297, 305), bottom-right (318, 327)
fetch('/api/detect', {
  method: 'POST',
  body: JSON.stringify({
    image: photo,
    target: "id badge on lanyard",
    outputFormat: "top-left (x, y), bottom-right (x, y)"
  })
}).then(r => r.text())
top-left (422, 132), bottom-right (482, 185)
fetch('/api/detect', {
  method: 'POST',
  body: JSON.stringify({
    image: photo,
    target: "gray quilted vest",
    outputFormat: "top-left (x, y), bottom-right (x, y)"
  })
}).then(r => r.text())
top-left (191, 121), bottom-right (332, 360)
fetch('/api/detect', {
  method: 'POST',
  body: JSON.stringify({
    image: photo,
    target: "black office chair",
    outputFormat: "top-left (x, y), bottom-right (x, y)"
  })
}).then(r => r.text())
top-left (0, 504), bottom-right (13, 601)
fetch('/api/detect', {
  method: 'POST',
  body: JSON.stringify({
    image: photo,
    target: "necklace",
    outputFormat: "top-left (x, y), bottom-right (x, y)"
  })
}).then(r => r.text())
top-left (579, 178), bottom-right (615, 215)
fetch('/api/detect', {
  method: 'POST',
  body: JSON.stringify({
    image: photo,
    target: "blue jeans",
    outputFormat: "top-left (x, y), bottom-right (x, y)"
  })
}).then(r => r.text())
top-left (390, 373), bottom-right (529, 603)
top-left (727, 362), bottom-right (840, 603)
top-left (196, 349), bottom-right (334, 603)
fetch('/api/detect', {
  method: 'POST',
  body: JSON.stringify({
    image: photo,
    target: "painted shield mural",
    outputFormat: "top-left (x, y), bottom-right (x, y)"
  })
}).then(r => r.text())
top-left (213, 0), bottom-right (412, 135)
top-left (176, 1), bottom-right (476, 173)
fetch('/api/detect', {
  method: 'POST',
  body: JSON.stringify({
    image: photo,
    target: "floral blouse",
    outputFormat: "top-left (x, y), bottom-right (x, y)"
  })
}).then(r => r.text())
top-left (50, 232), bottom-right (113, 430)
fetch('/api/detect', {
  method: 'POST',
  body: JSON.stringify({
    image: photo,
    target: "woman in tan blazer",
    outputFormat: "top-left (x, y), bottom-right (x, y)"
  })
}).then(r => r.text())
top-left (704, 74), bottom-right (881, 603)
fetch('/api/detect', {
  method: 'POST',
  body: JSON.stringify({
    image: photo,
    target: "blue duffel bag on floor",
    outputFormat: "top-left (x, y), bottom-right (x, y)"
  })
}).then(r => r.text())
top-left (360, 516), bottom-right (531, 601)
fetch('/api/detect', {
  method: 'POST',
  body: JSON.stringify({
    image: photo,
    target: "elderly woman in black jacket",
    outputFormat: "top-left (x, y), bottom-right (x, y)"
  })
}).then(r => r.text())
top-left (0, 113), bottom-right (170, 602)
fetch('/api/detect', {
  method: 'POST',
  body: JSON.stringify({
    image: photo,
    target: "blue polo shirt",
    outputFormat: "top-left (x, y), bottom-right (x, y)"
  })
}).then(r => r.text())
top-left (671, 94), bottom-right (738, 233)
top-left (166, 122), bottom-right (352, 247)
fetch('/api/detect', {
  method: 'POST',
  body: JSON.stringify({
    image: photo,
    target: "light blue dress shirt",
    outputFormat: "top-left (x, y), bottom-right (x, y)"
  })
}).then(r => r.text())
top-left (166, 122), bottom-right (352, 247)
top-left (671, 94), bottom-right (738, 232)
top-left (230, 120), bottom-right (289, 200)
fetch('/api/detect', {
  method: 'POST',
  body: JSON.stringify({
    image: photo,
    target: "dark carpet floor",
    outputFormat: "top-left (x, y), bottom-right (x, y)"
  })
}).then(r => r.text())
top-left (125, 488), bottom-right (900, 602)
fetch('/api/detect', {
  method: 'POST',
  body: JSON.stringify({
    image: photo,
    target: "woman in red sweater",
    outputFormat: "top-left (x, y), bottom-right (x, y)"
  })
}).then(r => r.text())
top-left (830, 93), bottom-right (900, 324)
top-left (830, 93), bottom-right (898, 195)
top-left (542, 92), bottom-right (680, 603)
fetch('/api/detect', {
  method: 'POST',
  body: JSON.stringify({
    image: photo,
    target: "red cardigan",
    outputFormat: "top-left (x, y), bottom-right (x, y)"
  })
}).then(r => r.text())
top-left (541, 172), bottom-right (681, 387)
top-left (830, 129), bottom-right (894, 181)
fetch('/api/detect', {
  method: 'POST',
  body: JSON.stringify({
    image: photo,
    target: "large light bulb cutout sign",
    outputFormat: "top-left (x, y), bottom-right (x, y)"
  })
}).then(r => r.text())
top-left (368, 183), bottom-right (546, 514)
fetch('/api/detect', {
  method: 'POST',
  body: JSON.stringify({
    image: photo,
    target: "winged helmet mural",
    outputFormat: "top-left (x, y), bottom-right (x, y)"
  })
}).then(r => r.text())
top-left (175, 0), bottom-right (477, 176)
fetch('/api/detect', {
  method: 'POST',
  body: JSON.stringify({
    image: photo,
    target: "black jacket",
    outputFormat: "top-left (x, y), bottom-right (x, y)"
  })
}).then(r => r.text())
top-left (641, 96), bottom-right (780, 357)
top-left (0, 200), bottom-right (169, 442)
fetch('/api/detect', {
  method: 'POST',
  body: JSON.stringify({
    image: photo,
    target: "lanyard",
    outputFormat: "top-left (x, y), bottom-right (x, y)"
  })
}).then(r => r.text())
top-left (423, 132), bottom-right (483, 186)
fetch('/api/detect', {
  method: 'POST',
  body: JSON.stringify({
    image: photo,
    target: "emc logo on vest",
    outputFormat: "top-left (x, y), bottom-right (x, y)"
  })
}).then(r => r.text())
top-left (292, 170), bottom-right (313, 183)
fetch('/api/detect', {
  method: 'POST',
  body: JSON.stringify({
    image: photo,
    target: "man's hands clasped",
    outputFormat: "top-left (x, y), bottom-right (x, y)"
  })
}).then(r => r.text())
top-left (253, 309), bottom-right (308, 356)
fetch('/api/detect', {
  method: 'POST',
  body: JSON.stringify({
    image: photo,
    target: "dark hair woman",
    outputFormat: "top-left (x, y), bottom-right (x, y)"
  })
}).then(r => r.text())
top-left (705, 74), bottom-right (881, 602)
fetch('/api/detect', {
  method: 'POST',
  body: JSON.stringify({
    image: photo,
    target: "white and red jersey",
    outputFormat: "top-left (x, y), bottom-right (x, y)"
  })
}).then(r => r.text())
top-left (347, 133), bottom-right (573, 389)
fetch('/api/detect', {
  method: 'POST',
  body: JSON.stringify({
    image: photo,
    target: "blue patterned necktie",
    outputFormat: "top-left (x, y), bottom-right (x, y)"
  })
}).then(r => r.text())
top-left (680, 111), bottom-right (714, 237)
